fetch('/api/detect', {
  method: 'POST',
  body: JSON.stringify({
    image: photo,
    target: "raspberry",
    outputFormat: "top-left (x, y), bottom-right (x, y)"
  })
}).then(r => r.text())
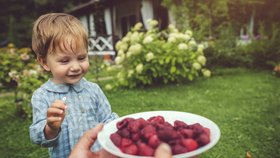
top-left (128, 119), bottom-right (141, 133)
top-left (117, 118), bottom-right (134, 130)
top-left (117, 128), bottom-right (131, 138)
top-left (191, 123), bottom-right (204, 138)
top-left (136, 118), bottom-right (148, 128)
top-left (203, 127), bottom-right (210, 137)
top-left (110, 133), bottom-right (121, 147)
top-left (148, 115), bottom-right (165, 124)
top-left (174, 120), bottom-right (188, 130)
top-left (120, 138), bottom-right (133, 147)
top-left (137, 142), bottom-right (155, 156)
top-left (131, 133), bottom-right (140, 141)
top-left (179, 129), bottom-right (194, 138)
top-left (148, 134), bottom-right (160, 148)
top-left (196, 133), bottom-right (210, 146)
top-left (140, 124), bottom-right (156, 139)
top-left (121, 144), bottom-right (138, 155)
top-left (172, 144), bottom-right (188, 155)
top-left (157, 126), bottom-right (177, 142)
top-left (181, 138), bottom-right (198, 151)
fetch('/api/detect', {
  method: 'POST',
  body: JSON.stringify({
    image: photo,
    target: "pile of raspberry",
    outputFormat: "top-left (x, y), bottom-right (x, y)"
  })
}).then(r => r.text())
top-left (110, 115), bottom-right (210, 156)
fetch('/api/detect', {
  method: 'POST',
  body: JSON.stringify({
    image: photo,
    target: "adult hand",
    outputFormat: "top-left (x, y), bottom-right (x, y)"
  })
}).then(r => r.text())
top-left (69, 124), bottom-right (173, 158)
top-left (69, 124), bottom-right (117, 158)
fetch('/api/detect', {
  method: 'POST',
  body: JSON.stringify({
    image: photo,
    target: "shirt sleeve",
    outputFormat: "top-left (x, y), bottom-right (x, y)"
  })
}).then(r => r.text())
top-left (29, 89), bottom-right (60, 147)
top-left (92, 83), bottom-right (119, 123)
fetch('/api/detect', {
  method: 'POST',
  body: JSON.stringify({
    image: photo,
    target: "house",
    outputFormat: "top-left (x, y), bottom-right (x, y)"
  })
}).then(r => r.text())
top-left (67, 0), bottom-right (175, 58)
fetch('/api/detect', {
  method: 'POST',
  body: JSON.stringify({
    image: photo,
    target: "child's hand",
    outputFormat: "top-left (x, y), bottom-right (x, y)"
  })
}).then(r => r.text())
top-left (45, 100), bottom-right (67, 139)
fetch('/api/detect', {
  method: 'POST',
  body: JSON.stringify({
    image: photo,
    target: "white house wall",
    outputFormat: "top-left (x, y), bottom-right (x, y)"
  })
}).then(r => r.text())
top-left (89, 13), bottom-right (96, 37)
top-left (104, 8), bottom-right (112, 35)
top-left (168, 10), bottom-right (176, 25)
top-left (79, 15), bottom-right (88, 33)
top-left (141, 0), bottom-right (154, 29)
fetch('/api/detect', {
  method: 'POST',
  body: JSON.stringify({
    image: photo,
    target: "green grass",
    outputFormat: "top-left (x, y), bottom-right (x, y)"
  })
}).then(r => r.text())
top-left (0, 67), bottom-right (280, 157)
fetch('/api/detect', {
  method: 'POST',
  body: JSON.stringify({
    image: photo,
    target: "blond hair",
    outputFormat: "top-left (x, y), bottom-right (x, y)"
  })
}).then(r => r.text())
top-left (32, 13), bottom-right (88, 59)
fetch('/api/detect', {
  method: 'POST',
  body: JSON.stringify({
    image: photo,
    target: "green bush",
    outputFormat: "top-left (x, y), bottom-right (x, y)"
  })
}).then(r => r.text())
top-left (204, 27), bottom-right (252, 68)
top-left (106, 20), bottom-right (211, 89)
top-left (0, 44), bottom-right (47, 118)
top-left (246, 24), bottom-right (280, 69)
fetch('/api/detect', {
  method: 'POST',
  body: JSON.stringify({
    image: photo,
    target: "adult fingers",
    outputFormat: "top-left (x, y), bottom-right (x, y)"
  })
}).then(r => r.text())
top-left (155, 143), bottom-right (172, 158)
top-left (75, 124), bottom-right (104, 150)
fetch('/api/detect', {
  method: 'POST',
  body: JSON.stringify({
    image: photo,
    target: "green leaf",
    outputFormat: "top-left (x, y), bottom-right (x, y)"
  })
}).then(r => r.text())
top-left (170, 66), bottom-right (177, 74)
top-left (188, 74), bottom-right (194, 81)
top-left (165, 56), bottom-right (171, 64)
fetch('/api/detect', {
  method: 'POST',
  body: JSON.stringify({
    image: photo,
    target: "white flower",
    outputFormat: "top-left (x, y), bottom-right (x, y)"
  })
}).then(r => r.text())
top-left (202, 69), bottom-right (211, 77)
top-left (136, 64), bottom-right (144, 74)
top-left (192, 62), bottom-right (201, 70)
top-left (185, 30), bottom-right (193, 37)
top-left (197, 55), bottom-right (206, 66)
top-left (126, 51), bottom-right (133, 58)
top-left (20, 53), bottom-right (30, 61)
top-left (133, 22), bottom-right (143, 31)
top-left (105, 84), bottom-right (113, 91)
top-left (8, 70), bottom-right (18, 78)
top-left (188, 40), bottom-right (197, 47)
top-left (115, 56), bottom-right (124, 65)
top-left (127, 70), bottom-right (134, 78)
top-left (168, 24), bottom-right (175, 29)
top-left (115, 41), bottom-right (122, 51)
top-left (117, 50), bottom-right (125, 57)
top-left (197, 44), bottom-right (204, 53)
top-left (178, 43), bottom-right (188, 50)
top-left (168, 36), bottom-right (176, 43)
top-left (130, 32), bottom-right (141, 43)
top-left (29, 69), bottom-right (38, 76)
top-left (147, 19), bottom-right (158, 29)
top-left (120, 43), bottom-right (128, 51)
top-left (143, 35), bottom-right (153, 44)
top-left (145, 52), bottom-right (154, 62)
top-left (122, 37), bottom-right (130, 42)
top-left (183, 34), bottom-right (191, 41)
top-left (8, 70), bottom-right (19, 81)
top-left (128, 44), bottom-right (142, 55)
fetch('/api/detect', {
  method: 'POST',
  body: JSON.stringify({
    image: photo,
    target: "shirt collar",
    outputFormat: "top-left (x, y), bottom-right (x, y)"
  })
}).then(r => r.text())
top-left (42, 78), bottom-right (86, 93)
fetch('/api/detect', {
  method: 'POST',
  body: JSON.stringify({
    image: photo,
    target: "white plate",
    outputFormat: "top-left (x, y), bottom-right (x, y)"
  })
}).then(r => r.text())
top-left (97, 111), bottom-right (221, 158)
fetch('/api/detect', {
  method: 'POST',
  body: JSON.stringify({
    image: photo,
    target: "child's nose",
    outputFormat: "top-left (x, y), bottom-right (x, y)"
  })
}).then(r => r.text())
top-left (70, 61), bottom-right (81, 71)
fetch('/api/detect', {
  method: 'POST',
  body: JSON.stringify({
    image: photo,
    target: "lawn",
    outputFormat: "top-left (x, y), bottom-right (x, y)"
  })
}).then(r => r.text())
top-left (0, 67), bottom-right (279, 158)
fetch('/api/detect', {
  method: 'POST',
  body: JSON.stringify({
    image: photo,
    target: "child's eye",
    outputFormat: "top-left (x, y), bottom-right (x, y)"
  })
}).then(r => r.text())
top-left (78, 56), bottom-right (87, 61)
top-left (59, 59), bottom-right (69, 63)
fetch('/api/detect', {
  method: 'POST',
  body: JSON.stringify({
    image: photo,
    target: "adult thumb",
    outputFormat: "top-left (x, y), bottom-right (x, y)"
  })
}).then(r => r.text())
top-left (76, 123), bottom-right (104, 149)
top-left (155, 143), bottom-right (172, 158)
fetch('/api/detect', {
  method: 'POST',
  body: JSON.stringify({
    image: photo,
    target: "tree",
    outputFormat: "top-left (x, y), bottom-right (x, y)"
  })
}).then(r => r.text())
top-left (0, 0), bottom-right (90, 47)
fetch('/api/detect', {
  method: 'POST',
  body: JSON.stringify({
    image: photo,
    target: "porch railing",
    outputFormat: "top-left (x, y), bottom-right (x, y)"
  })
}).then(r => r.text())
top-left (88, 35), bottom-right (116, 56)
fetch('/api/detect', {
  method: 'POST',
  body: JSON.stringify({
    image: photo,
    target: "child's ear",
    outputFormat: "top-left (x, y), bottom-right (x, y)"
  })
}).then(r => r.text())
top-left (37, 57), bottom-right (51, 71)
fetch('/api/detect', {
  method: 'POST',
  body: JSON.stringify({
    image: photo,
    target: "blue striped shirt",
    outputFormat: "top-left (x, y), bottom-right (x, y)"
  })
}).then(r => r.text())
top-left (29, 78), bottom-right (118, 158)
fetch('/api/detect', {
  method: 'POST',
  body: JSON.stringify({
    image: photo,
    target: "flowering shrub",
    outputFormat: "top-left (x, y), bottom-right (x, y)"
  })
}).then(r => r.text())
top-left (0, 44), bottom-right (47, 118)
top-left (106, 20), bottom-right (211, 89)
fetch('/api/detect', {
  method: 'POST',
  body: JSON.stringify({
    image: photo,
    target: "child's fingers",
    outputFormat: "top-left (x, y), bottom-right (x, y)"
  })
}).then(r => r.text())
top-left (47, 107), bottom-right (65, 117)
top-left (47, 116), bottom-right (62, 122)
top-left (51, 100), bottom-right (67, 110)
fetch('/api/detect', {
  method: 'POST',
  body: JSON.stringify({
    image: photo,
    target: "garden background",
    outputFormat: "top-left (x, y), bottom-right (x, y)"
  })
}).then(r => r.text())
top-left (0, 0), bottom-right (280, 157)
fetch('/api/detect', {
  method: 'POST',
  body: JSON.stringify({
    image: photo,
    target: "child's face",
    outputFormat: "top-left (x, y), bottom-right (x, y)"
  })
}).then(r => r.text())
top-left (41, 39), bottom-right (89, 84)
